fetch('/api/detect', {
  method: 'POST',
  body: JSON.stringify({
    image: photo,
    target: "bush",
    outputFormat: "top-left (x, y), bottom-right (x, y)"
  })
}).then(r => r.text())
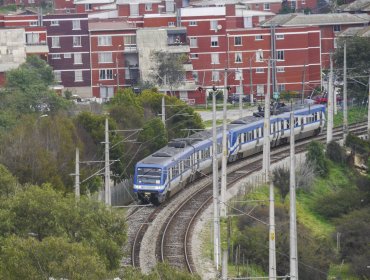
top-left (345, 133), bottom-right (369, 155)
top-left (306, 141), bottom-right (329, 177)
top-left (314, 188), bottom-right (362, 219)
top-left (326, 141), bottom-right (346, 164)
top-left (272, 167), bottom-right (290, 199)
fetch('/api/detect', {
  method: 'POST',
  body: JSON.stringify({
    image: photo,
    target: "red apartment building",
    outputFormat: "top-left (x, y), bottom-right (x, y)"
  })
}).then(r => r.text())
top-left (89, 19), bottom-right (138, 100)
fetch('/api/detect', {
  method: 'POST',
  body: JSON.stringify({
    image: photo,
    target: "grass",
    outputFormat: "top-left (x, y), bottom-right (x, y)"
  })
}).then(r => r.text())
top-left (328, 263), bottom-right (360, 280)
top-left (203, 119), bottom-right (229, 128)
top-left (333, 106), bottom-right (368, 127)
top-left (0, 4), bottom-right (17, 13)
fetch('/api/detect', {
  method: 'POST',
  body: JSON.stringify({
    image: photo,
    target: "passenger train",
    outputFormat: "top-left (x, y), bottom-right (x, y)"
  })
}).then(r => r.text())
top-left (133, 104), bottom-right (326, 205)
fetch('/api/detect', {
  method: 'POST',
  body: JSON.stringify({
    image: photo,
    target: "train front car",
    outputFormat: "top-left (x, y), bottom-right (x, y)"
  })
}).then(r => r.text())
top-left (133, 163), bottom-right (167, 205)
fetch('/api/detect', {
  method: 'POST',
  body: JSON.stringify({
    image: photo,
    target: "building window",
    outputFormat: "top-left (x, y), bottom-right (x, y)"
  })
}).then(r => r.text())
top-left (72, 20), bottom-right (81, 30)
top-left (98, 52), bottom-right (113, 63)
top-left (98, 36), bottom-right (112, 46)
top-left (75, 70), bottom-right (83, 82)
top-left (264, 3), bottom-right (270, 10)
top-left (189, 37), bottom-right (197, 48)
top-left (234, 36), bottom-right (242, 46)
top-left (73, 36), bottom-right (82, 47)
top-left (291, 1), bottom-right (296, 9)
top-left (100, 86), bottom-right (114, 101)
top-left (74, 53), bottom-right (82, 64)
top-left (257, 84), bottom-right (264, 96)
top-left (256, 50), bottom-right (263, 62)
top-left (145, 3), bottom-right (152, 11)
top-left (277, 67), bottom-right (285, 72)
top-left (212, 71), bottom-right (219, 81)
top-left (244, 17), bottom-right (252, 28)
top-left (276, 34), bottom-right (284, 40)
top-left (64, 53), bottom-right (72, 58)
top-left (277, 50), bottom-right (284, 60)
top-left (235, 52), bottom-right (242, 63)
top-left (235, 70), bottom-right (242, 80)
top-left (85, 4), bottom-right (92, 11)
top-left (333, 25), bottom-right (341, 32)
top-left (99, 69), bottom-right (113, 80)
top-left (51, 20), bottom-right (59, 26)
top-left (29, 21), bottom-right (38, 26)
top-left (189, 21), bottom-right (197, 26)
top-left (278, 84), bottom-right (286, 92)
top-left (255, 35), bottom-right (263, 40)
top-left (130, 3), bottom-right (139, 16)
top-left (124, 35), bottom-right (137, 47)
top-left (51, 37), bottom-right (60, 48)
top-left (211, 36), bottom-right (218, 47)
top-left (54, 71), bottom-right (61, 82)
top-left (168, 22), bottom-right (175, 27)
top-left (190, 53), bottom-right (198, 59)
top-left (26, 33), bottom-right (39, 44)
top-left (211, 53), bottom-right (219, 64)
top-left (51, 54), bottom-right (61, 59)
top-left (210, 20), bottom-right (218, 30)
top-left (192, 71), bottom-right (198, 82)
top-left (256, 68), bottom-right (264, 73)
top-left (334, 38), bottom-right (338, 48)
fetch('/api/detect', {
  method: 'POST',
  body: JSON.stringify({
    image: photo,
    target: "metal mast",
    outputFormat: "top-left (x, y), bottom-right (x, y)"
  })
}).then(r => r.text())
top-left (75, 147), bottom-right (80, 200)
top-left (327, 53), bottom-right (334, 144)
top-left (289, 112), bottom-right (298, 280)
top-left (263, 59), bottom-right (271, 182)
top-left (212, 89), bottom-right (220, 269)
top-left (104, 116), bottom-right (111, 206)
top-left (162, 96), bottom-right (166, 128)
top-left (221, 69), bottom-right (228, 218)
top-left (343, 41), bottom-right (348, 139)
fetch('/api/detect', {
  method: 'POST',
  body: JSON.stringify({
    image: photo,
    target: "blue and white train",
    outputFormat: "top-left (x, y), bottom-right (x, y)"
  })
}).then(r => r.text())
top-left (133, 104), bottom-right (326, 205)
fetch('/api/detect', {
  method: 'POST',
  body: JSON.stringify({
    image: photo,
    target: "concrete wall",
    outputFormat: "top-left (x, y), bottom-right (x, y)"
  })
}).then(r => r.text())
top-left (0, 29), bottom-right (26, 72)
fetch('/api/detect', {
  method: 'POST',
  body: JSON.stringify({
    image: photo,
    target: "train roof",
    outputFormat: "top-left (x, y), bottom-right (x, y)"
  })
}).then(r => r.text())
top-left (136, 104), bottom-right (325, 168)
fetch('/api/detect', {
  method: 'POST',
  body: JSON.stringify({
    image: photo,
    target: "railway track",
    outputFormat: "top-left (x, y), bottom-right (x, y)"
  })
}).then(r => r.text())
top-left (128, 122), bottom-right (368, 274)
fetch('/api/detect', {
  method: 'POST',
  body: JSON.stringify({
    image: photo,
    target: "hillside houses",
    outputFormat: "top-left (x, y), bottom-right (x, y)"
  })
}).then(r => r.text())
top-left (0, 0), bottom-right (369, 103)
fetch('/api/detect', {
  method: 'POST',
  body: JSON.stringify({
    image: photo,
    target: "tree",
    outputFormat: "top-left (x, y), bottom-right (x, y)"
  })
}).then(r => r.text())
top-left (0, 236), bottom-right (109, 280)
top-left (326, 141), bottom-right (346, 164)
top-left (306, 141), bottom-right (329, 177)
top-left (0, 114), bottom-right (77, 191)
top-left (0, 164), bottom-right (19, 199)
top-left (0, 185), bottom-right (127, 271)
top-left (150, 51), bottom-right (187, 95)
top-left (334, 37), bottom-right (370, 100)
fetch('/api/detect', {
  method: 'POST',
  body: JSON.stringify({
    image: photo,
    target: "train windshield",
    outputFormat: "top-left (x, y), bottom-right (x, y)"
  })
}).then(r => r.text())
top-left (136, 167), bottom-right (162, 185)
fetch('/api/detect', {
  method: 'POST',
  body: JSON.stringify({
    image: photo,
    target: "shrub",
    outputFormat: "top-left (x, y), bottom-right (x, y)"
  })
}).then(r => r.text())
top-left (326, 141), bottom-right (346, 164)
top-left (272, 167), bottom-right (290, 199)
top-left (306, 141), bottom-right (329, 177)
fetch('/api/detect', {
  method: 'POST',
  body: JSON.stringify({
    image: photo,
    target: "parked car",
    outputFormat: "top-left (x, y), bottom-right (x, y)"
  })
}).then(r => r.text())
top-left (227, 94), bottom-right (250, 104)
top-left (313, 92), bottom-right (342, 104)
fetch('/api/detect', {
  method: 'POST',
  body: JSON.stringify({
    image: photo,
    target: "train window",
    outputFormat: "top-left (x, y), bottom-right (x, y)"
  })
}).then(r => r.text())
top-left (294, 118), bottom-right (299, 127)
top-left (137, 167), bottom-right (162, 184)
top-left (301, 118), bottom-right (304, 125)
top-left (238, 134), bottom-right (242, 144)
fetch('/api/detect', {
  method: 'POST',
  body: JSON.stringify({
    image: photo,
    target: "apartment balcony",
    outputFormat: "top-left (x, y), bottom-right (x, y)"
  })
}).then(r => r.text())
top-left (25, 42), bottom-right (49, 54)
top-left (123, 45), bottom-right (138, 53)
top-left (183, 62), bottom-right (193, 71)
top-left (167, 44), bottom-right (190, 53)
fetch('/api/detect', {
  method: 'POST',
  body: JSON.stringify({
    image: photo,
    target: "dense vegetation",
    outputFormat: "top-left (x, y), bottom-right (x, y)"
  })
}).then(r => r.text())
top-left (227, 137), bottom-right (370, 279)
top-left (0, 56), bottom-right (203, 277)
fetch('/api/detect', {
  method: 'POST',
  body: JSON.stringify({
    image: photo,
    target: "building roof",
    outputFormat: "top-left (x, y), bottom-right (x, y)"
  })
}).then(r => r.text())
top-left (261, 12), bottom-right (369, 27)
top-left (116, 0), bottom-right (161, 4)
top-left (337, 26), bottom-right (370, 37)
top-left (88, 18), bottom-right (136, 30)
top-left (180, 6), bottom-right (225, 17)
top-left (74, 0), bottom-right (114, 5)
top-left (338, 0), bottom-right (370, 12)
top-left (191, 0), bottom-right (282, 6)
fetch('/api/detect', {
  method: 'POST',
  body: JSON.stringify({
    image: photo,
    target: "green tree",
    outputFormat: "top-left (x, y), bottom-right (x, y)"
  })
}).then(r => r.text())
top-left (0, 236), bottom-right (109, 280)
top-left (306, 141), bottom-right (329, 177)
top-left (0, 185), bottom-right (126, 270)
top-left (0, 164), bottom-right (19, 199)
top-left (326, 141), bottom-right (346, 164)
top-left (150, 51), bottom-right (187, 96)
top-left (0, 114), bottom-right (77, 191)
top-left (272, 167), bottom-right (290, 199)
top-left (334, 37), bottom-right (370, 100)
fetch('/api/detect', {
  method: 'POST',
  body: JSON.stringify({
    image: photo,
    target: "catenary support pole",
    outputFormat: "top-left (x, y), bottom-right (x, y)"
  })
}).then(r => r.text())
top-left (269, 174), bottom-right (277, 280)
top-left (162, 96), bottom-right (166, 128)
top-left (75, 147), bottom-right (80, 200)
top-left (250, 57), bottom-right (254, 105)
top-left (221, 69), bottom-right (228, 218)
top-left (289, 112), bottom-right (298, 280)
top-left (263, 59), bottom-right (271, 182)
top-left (212, 89), bottom-right (220, 269)
top-left (368, 74), bottom-right (370, 140)
top-left (327, 53), bottom-right (334, 144)
top-left (343, 41), bottom-right (348, 139)
top-left (239, 72), bottom-right (243, 119)
top-left (104, 116), bottom-right (111, 206)
top-left (222, 249), bottom-right (228, 280)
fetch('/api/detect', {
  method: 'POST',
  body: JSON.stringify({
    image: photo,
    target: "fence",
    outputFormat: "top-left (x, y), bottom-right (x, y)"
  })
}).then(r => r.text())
top-left (98, 178), bottom-right (136, 206)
